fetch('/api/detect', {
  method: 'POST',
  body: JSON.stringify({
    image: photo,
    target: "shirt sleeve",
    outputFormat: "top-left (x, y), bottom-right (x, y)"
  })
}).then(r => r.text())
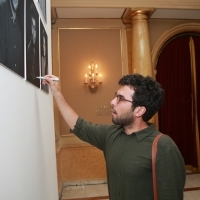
top-left (70, 117), bottom-right (111, 151)
top-left (156, 135), bottom-right (186, 200)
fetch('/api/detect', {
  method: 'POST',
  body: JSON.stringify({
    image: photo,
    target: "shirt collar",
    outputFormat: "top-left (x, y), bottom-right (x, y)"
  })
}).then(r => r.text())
top-left (121, 123), bottom-right (156, 142)
top-left (134, 123), bottom-right (156, 142)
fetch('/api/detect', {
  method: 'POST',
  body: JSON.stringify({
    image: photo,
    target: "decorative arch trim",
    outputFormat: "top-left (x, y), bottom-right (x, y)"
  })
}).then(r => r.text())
top-left (151, 23), bottom-right (200, 72)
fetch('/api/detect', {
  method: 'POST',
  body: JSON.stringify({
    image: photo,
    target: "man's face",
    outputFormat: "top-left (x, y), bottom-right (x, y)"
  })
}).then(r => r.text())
top-left (10, 0), bottom-right (19, 11)
top-left (31, 17), bottom-right (36, 45)
top-left (110, 85), bottom-right (135, 126)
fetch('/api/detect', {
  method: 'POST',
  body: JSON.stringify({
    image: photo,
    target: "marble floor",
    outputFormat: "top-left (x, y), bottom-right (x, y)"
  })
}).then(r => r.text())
top-left (61, 173), bottom-right (200, 200)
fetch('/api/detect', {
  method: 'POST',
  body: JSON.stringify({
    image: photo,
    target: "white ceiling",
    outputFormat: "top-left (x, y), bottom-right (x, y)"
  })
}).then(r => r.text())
top-left (55, 8), bottom-right (200, 20)
top-left (151, 9), bottom-right (200, 19)
top-left (56, 8), bottom-right (125, 19)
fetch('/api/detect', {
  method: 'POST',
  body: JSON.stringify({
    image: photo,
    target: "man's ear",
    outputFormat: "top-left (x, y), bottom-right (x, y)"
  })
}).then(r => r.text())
top-left (135, 106), bottom-right (146, 117)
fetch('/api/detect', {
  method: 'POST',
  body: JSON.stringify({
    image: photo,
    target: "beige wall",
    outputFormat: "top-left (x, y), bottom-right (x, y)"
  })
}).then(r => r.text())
top-left (59, 28), bottom-right (122, 132)
top-left (52, 19), bottom-right (128, 145)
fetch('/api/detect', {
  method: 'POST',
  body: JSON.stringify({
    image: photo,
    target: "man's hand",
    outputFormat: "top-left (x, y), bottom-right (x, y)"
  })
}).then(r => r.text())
top-left (42, 75), bottom-right (60, 96)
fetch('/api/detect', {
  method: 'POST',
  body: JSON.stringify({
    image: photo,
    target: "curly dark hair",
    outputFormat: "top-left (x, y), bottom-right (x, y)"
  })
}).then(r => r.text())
top-left (118, 74), bottom-right (164, 121)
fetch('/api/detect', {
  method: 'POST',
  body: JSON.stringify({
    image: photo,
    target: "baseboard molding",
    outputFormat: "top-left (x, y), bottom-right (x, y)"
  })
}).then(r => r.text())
top-left (63, 179), bottom-right (107, 187)
top-left (62, 196), bottom-right (109, 200)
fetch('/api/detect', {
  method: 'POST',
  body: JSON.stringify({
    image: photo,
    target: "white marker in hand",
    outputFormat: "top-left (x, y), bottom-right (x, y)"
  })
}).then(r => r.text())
top-left (36, 76), bottom-right (59, 81)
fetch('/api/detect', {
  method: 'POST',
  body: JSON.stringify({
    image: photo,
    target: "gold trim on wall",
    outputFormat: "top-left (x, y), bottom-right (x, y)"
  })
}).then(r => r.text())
top-left (189, 37), bottom-right (200, 171)
top-left (151, 23), bottom-right (200, 73)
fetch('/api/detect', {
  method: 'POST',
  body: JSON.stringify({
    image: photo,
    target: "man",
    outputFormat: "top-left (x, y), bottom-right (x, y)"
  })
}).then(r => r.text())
top-left (26, 2), bottom-right (39, 87)
top-left (0, 0), bottom-right (24, 77)
top-left (43, 73), bottom-right (186, 200)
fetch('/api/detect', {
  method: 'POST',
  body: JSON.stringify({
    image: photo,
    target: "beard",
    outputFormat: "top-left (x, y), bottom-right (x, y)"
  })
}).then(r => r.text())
top-left (112, 108), bottom-right (134, 126)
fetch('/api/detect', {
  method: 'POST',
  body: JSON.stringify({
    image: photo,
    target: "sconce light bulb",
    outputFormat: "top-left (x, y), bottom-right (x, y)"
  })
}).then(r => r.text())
top-left (88, 65), bottom-right (91, 75)
top-left (91, 62), bottom-right (95, 68)
top-left (95, 64), bottom-right (98, 74)
top-left (92, 73), bottom-right (95, 82)
top-left (99, 74), bottom-right (102, 83)
top-left (85, 74), bottom-right (88, 83)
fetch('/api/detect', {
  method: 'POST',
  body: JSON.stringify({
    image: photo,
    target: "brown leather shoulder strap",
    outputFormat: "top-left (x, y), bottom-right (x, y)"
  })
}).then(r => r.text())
top-left (152, 133), bottom-right (164, 200)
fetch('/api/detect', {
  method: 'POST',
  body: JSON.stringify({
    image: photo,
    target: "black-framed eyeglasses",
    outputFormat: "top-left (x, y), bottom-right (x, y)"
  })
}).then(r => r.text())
top-left (114, 93), bottom-right (133, 104)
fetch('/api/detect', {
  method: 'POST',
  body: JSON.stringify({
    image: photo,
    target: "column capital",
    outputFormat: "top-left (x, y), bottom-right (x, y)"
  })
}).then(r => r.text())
top-left (122, 8), bottom-right (155, 25)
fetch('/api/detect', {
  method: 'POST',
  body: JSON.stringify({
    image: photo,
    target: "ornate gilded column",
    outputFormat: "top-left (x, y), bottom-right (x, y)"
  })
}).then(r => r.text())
top-left (122, 8), bottom-right (156, 124)
top-left (122, 8), bottom-right (154, 77)
top-left (124, 23), bottom-right (133, 74)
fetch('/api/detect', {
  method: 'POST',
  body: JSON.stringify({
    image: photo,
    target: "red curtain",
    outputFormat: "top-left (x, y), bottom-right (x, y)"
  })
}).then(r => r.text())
top-left (156, 35), bottom-right (199, 167)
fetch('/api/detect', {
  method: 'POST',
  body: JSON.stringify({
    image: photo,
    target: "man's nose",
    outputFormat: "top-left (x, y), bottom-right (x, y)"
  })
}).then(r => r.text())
top-left (110, 97), bottom-right (117, 106)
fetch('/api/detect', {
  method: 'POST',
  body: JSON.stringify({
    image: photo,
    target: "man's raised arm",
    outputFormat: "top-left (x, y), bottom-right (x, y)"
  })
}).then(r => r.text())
top-left (42, 75), bottom-right (79, 130)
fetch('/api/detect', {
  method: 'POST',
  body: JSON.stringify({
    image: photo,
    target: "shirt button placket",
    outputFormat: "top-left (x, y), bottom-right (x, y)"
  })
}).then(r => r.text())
top-left (117, 155), bottom-right (122, 197)
top-left (117, 135), bottom-right (127, 198)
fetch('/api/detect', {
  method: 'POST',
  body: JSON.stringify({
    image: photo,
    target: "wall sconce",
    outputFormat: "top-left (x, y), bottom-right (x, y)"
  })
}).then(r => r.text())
top-left (84, 62), bottom-right (103, 93)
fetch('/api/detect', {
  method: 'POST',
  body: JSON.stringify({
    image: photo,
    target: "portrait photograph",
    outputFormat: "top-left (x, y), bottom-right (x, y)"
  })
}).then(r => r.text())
top-left (40, 19), bottom-right (49, 93)
top-left (0, 0), bottom-right (24, 77)
top-left (38, 0), bottom-right (46, 22)
top-left (26, 0), bottom-right (40, 88)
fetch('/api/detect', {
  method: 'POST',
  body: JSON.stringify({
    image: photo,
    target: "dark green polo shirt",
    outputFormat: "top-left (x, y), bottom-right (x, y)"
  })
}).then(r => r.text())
top-left (71, 117), bottom-right (186, 200)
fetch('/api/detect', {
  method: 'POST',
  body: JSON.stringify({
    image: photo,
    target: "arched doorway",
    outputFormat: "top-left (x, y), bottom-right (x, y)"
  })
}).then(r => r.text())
top-left (152, 24), bottom-right (200, 172)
